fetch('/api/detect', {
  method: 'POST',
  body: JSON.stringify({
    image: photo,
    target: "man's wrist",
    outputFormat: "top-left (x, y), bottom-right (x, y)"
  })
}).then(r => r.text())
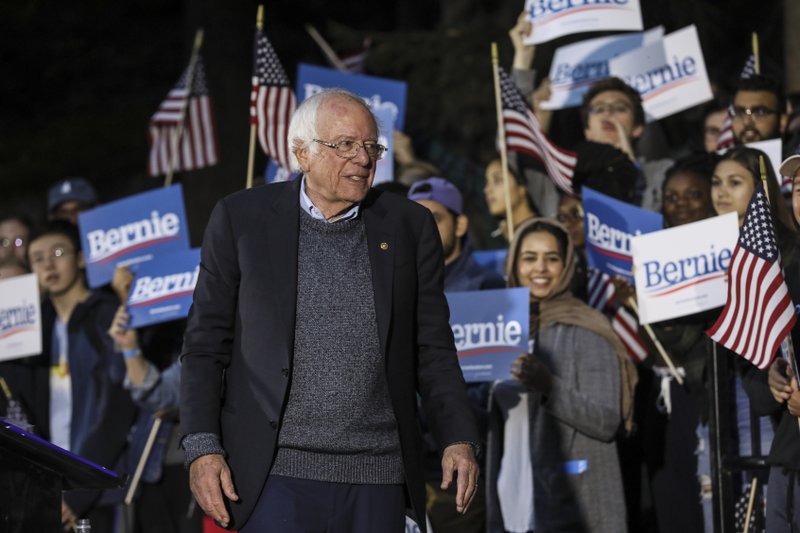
top-left (181, 432), bottom-right (226, 468)
top-left (446, 440), bottom-right (481, 459)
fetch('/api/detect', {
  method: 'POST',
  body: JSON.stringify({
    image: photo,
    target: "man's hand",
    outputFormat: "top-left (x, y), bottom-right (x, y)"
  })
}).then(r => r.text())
top-left (108, 305), bottom-right (138, 352)
top-left (111, 266), bottom-right (134, 303)
top-left (532, 78), bottom-right (554, 133)
top-left (509, 12), bottom-right (535, 70)
top-left (440, 443), bottom-right (479, 515)
top-left (769, 358), bottom-right (792, 404)
top-left (189, 454), bottom-right (239, 528)
top-left (787, 375), bottom-right (800, 417)
top-left (611, 117), bottom-right (636, 162)
top-left (61, 499), bottom-right (77, 532)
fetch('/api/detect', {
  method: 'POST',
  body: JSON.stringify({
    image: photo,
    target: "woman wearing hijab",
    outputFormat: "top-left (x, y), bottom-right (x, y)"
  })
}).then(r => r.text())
top-left (505, 218), bottom-right (636, 533)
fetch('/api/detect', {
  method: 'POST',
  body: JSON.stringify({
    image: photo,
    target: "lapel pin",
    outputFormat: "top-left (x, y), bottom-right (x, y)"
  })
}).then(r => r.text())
top-left (380, 242), bottom-right (389, 250)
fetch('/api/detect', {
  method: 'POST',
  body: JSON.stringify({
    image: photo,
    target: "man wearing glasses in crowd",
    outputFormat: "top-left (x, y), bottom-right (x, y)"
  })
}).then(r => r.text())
top-left (27, 220), bottom-right (136, 531)
top-left (180, 88), bottom-right (480, 532)
top-left (729, 74), bottom-right (787, 145)
top-left (579, 77), bottom-right (674, 211)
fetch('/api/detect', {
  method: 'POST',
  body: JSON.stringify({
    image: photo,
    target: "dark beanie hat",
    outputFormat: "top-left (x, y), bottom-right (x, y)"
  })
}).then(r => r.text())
top-left (571, 141), bottom-right (638, 204)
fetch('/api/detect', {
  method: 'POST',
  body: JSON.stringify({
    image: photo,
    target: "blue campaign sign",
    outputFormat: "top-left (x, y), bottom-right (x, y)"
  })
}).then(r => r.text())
top-left (472, 249), bottom-right (508, 280)
top-left (264, 160), bottom-right (299, 184)
top-left (372, 106), bottom-right (395, 185)
top-left (582, 187), bottom-right (662, 283)
top-left (295, 63), bottom-right (407, 130)
top-left (126, 248), bottom-right (200, 328)
top-left (78, 185), bottom-right (190, 288)
top-left (446, 287), bottom-right (530, 382)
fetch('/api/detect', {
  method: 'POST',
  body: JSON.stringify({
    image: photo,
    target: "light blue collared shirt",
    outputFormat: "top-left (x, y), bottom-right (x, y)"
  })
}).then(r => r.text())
top-left (299, 176), bottom-right (361, 223)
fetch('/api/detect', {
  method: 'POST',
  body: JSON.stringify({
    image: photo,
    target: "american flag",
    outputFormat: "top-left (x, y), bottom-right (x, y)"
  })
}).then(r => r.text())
top-left (340, 38), bottom-right (371, 73)
top-left (498, 67), bottom-right (577, 194)
top-left (587, 269), bottom-right (649, 362)
top-left (740, 54), bottom-right (756, 79)
top-left (707, 184), bottom-right (796, 369)
top-left (148, 56), bottom-right (219, 177)
top-left (251, 28), bottom-right (296, 171)
top-left (716, 115), bottom-right (735, 151)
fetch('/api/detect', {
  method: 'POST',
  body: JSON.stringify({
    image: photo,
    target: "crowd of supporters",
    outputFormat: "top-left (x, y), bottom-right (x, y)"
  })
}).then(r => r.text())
top-left (5, 10), bottom-right (800, 533)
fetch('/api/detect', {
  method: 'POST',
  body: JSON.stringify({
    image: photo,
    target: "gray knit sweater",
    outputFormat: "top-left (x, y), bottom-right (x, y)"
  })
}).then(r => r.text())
top-left (269, 210), bottom-right (404, 484)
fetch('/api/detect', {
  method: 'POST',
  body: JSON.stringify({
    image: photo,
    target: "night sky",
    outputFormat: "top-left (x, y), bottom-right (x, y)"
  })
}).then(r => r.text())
top-left (1, 1), bottom-right (783, 244)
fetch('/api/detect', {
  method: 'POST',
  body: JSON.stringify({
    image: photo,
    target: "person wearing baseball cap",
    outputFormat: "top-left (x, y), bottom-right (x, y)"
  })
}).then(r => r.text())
top-left (408, 176), bottom-right (504, 533)
top-left (780, 155), bottom-right (800, 227)
top-left (47, 177), bottom-right (98, 225)
top-left (409, 177), bottom-right (504, 293)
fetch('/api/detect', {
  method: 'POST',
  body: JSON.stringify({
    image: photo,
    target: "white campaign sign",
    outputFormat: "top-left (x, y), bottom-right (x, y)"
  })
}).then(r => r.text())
top-left (609, 25), bottom-right (713, 122)
top-left (744, 139), bottom-right (783, 186)
top-left (524, 0), bottom-right (643, 45)
top-left (541, 27), bottom-right (663, 110)
top-left (0, 273), bottom-right (42, 361)
top-left (632, 213), bottom-right (739, 324)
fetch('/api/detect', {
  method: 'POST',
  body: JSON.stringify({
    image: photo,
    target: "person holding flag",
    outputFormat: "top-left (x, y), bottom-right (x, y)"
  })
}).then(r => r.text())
top-left (708, 148), bottom-right (800, 530)
top-left (729, 153), bottom-right (800, 532)
top-left (505, 11), bottom-right (673, 213)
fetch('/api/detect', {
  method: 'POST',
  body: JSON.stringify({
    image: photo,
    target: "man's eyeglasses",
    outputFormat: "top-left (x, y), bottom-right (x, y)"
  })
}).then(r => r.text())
top-left (1, 237), bottom-right (25, 249)
top-left (728, 104), bottom-right (778, 121)
top-left (313, 139), bottom-right (387, 160)
top-left (30, 247), bottom-right (75, 267)
top-left (588, 103), bottom-right (632, 116)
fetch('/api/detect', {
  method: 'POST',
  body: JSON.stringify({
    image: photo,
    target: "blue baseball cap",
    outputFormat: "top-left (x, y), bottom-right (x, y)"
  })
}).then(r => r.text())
top-left (407, 177), bottom-right (463, 215)
top-left (47, 177), bottom-right (98, 213)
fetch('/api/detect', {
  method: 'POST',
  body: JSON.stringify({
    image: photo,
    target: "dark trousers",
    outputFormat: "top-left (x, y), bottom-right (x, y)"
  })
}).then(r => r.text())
top-left (767, 466), bottom-right (800, 533)
top-left (241, 475), bottom-right (406, 533)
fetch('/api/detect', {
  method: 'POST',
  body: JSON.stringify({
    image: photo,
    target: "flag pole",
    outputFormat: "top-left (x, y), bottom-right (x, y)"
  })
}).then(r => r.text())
top-left (743, 477), bottom-right (759, 533)
top-left (305, 24), bottom-right (349, 72)
top-left (246, 7), bottom-right (264, 190)
top-left (165, 28), bottom-right (205, 188)
top-left (751, 32), bottom-right (761, 75)
top-left (491, 42), bottom-right (515, 242)
top-left (124, 416), bottom-right (163, 505)
top-left (626, 297), bottom-right (684, 385)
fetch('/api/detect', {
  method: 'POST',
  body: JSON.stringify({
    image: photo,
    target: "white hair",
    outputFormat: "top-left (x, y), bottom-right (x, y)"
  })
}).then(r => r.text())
top-left (287, 88), bottom-right (378, 172)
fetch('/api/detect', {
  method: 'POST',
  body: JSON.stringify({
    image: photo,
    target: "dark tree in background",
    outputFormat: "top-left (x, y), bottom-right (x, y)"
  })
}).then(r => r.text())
top-left (0, 0), bottom-right (783, 245)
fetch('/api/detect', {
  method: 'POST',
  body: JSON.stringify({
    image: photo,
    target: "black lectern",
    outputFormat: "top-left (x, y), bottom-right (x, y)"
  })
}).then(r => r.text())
top-left (0, 418), bottom-right (124, 532)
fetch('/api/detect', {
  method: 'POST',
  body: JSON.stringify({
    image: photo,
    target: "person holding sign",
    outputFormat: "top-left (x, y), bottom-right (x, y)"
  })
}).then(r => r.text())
top-left (507, 12), bottom-right (673, 213)
top-left (505, 218), bottom-right (636, 533)
top-left (180, 89), bottom-right (479, 532)
top-left (615, 154), bottom-right (718, 532)
top-left (408, 177), bottom-right (504, 533)
top-left (26, 220), bottom-right (136, 532)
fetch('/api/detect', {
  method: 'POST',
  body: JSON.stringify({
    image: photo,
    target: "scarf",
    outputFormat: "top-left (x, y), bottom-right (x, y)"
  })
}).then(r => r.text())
top-left (506, 218), bottom-right (638, 434)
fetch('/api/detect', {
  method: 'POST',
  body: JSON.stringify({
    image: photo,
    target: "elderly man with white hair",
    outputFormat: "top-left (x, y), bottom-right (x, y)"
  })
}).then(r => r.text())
top-left (179, 88), bottom-right (480, 532)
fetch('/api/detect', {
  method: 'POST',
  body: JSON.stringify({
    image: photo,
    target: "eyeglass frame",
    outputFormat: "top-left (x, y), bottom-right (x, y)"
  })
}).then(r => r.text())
top-left (29, 246), bottom-right (76, 267)
top-left (313, 139), bottom-right (387, 160)
top-left (587, 102), bottom-right (633, 116)
top-left (0, 237), bottom-right (25, 249)
top-left (556, 206), bottom-right (584, 224)
top-left (728, 104), bottom-right (779, 121)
